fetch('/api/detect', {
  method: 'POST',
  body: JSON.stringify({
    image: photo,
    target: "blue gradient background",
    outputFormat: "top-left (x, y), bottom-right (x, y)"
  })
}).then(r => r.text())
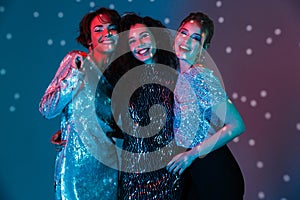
top-left (0, 0), bottom-right (299, 199)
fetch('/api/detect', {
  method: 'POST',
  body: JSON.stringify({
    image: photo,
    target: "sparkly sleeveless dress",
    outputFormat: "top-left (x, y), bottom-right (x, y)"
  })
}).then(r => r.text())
top-left (95, 62), bottom-right (182, 199)
top-left (39, 51), bottom-right (119, 200)
top-left (118, 64), bottom-right (182, 200)
top-left (174, 66), bottom-right (244, 199)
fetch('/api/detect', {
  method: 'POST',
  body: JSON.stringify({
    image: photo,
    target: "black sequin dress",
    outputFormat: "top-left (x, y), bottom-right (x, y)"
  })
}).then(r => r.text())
top-left (118, 64), bottom-right (182, 200)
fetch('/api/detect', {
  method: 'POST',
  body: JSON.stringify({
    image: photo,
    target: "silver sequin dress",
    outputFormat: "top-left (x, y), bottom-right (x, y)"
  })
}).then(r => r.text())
top-left (39, 50), bottom-right (119, 200)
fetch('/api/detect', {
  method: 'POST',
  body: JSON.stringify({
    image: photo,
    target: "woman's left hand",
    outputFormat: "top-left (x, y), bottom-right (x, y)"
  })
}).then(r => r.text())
top-left (166, 149), bottom-right (198, 175)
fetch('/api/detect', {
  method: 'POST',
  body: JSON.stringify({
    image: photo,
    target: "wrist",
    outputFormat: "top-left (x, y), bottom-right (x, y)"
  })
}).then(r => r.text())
top-left (190, 146), bottom-right (201, 160)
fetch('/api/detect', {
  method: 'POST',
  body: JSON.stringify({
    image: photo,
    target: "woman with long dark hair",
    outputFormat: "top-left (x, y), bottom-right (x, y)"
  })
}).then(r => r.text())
top-left (96, 13), bottom-right (182, 199)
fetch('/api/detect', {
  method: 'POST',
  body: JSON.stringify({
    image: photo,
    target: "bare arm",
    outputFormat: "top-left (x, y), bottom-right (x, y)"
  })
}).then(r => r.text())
top-left (167, 99), bottom-right (245, 174)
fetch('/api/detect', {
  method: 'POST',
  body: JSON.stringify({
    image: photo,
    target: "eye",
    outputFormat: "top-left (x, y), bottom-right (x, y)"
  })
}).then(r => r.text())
top-left (180, 29), bottom-right (188, 36)
top-left (191, 34), bottom-right (202, 42)
top-left (128, 38), bottom-right (136, 45)
top-left (94, 26), bottom-right (104, 32)
top-left (140, 32), bottom-right (150, 39)
top-left (108, 25), bottom-right (118, 32)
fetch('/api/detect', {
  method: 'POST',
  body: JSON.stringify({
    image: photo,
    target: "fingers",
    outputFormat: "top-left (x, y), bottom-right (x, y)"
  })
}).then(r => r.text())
top-left (167, 154), bottom-right (180, 171)
top-left (167, 160), bottom-right (176, 172)
top-left (75, 56), bottom-right (82, 69)
top-left (167, 158), bottom-right (187, 175)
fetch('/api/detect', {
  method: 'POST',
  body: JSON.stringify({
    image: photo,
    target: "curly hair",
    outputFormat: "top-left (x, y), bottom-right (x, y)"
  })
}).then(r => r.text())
top-left (110, 13), bottom-right (178, 72)
top-left (76, 7), bottom-right (120, 49)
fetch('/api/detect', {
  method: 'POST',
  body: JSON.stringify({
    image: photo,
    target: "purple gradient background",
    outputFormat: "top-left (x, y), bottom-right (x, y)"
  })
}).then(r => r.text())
top-left (0, 0), bottom-right (299, 199)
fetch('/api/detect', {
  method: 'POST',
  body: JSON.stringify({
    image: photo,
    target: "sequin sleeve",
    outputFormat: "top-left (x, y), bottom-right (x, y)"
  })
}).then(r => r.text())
top-left (199, 66), bottom-right (228, 131)
top-left (174, 66), bottom-right (227, 148)
top-left (39, 51), bottom-right (86, 119)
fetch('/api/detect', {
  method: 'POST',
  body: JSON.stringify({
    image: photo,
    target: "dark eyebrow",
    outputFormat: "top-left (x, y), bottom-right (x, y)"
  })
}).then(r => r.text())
top-left (179, 27), bottom-right (188, 32)
top-left (128, 31), bottom-right (150, 40)
top-left (191, 33), bottom-right (201, 37)
top-left (108, 24), bottom-right (117, 28)
top-left (93, 25), bottom-right (104, 29)
top-left (139, 31), bottom-right (150, 35)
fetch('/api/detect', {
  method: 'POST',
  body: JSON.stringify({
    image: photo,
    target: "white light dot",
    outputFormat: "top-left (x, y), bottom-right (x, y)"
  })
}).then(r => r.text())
top-left (109, 4), bottom-right (115, 9)
top-left (225, 46), bottom-right (232, 54)
top-left (216, 1), bottom-right (222, 7)
top-left (240, 96), bottom-right (247, 102)
top-left (232, 92), bottom-right (238, 100)
top-left (260, 90), bottom-right (267, 98)
top-left (258, 191), bottom-right (265, 199)
top-left (47, 39), bottom-right (53, 45)
top-left (248, 139), bottom-right (255, 146)
top-left (150, 0), bottom-right (155, 2)
top-left (246, 25), bottom-right (253, 32)
top-left (250, 100), bottom-right (257, 107)
top-left (128, 0), bottom-right (133, 2)
top-left (296, 123), bottom-right (300, 131)
top-left (266, 37), bottom-right (273, 45)
top-left (0, 6), bottom-right (5, 12)
top-left (246, 48), bottom-right (253, 55)
top-left (33, 11), bottom-right (39, 18)
top-left (14, 93), bottom-right (20, 100)
top-left (60, 40), bottom-right (66, 46)
top-left (164, 18), bottom-right (170, 24)
top-left (256, 161), bottom-right (264, 168)
top-left (274, 28), bottom-right (282, 36)
top-left (0, 68), bottom-right (6, 75)
top-left (89, 2), bottom-right (95, 8)
top-left (76, 0), bottom-right (81, 2)
top-left (280, 198), bottom-right (287, 200)
top-left (265, 112), bottom-right (271, 120)
top-left (233, 137), bottom-right (239, 143)
top-left (218, 17), bottom-right (224, 23)
top-left (6, 33), bottom-right (12, 40)
top-left (283, 174), bottom-right (290, 182)
top-left (9, 106), bottom-right (16, 112)
top-left (58, 12), bottom-right (64, 18)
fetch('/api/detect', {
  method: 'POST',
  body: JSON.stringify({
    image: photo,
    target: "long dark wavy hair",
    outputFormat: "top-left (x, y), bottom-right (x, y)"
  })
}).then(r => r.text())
top-left (104, 13), bottom-right (179, 85)
top-left (95, 13), bottom-right (179, 139)
top-left (120, 13), bottom-right (177, 68)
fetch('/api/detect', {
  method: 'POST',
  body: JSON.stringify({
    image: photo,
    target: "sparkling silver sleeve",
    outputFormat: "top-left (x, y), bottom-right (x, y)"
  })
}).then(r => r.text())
top-left (39, 51), bottom-right (85, 119)
top-left (174, 66), bottom-right (227, 148)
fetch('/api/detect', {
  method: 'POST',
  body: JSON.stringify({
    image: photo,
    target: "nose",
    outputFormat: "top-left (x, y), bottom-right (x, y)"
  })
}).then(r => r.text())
top-left (137, 38), bottom-right (145, 47)
top-left (182, 35), bottom-right (192, 45)
top-left (102, 28), bottom-right (112, 38)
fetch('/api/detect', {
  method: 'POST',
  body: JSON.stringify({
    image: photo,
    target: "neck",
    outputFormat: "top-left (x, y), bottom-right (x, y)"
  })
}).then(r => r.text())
top-left (91, 51), bottom-right (111, 71)
top-left (179, 59), bottom-right (192, 74)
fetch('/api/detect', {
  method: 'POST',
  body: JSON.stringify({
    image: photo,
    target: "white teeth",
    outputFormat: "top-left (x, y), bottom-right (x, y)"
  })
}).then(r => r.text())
top-left (102, 40), bottom-right (113, 44)
top-left (138, 48), bottom-right (149, 54)
top-left (180, 45), bottom-right (190, 51)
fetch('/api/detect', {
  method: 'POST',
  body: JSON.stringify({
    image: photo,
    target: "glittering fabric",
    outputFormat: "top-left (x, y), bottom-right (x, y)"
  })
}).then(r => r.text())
top-left (39, 51), bottom-right (118, 200)
top-left (117, 64), bottom-right (182, 200)
top-left (173, 66), bottom-right (227, 148)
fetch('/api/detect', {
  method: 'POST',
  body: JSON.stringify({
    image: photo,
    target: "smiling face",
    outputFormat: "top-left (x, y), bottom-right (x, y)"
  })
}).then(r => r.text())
top-left (90, 14), bottom-right (119, 54)
top-left (174, 20), bottom-right (206, 65)
top-left (128, 23), bottom-right (156, 64)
